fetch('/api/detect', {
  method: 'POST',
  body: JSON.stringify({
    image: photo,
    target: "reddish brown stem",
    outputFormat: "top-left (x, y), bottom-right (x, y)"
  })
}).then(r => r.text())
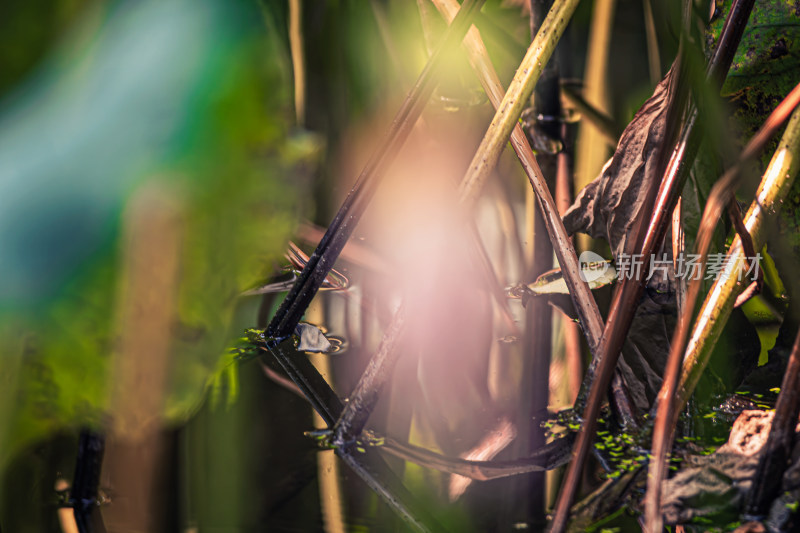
top-left (727, 200), bottom-right (763, 308)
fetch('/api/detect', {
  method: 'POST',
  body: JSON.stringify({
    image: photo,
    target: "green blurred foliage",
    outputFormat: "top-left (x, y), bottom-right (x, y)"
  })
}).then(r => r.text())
top-left (0, 0), bottom-right (313, 466)
top-left (684, 0), bottom-right (800, 252)
top-left (711, 0), bottom-right (800, 144)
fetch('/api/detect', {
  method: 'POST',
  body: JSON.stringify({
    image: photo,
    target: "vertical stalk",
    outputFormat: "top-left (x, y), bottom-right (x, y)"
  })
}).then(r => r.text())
top-left (555, 91), bottom-right (582, 407)
top-left (307, 303), bottom-right (346, 533)
top-left (550, 24), bottom-right (693, 531)
top-left (523, 1), bottom-right (559, 525)
top-left (70, 431), bottom-right (105, 533)
top-left (574, 0), bottom-right (615, 251)
top-left (289, 0), bottom-right (306, 127)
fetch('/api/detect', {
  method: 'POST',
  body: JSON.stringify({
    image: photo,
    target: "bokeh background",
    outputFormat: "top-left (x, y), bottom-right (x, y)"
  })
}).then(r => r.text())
top-left (0, 0), bottom-right (692, 531)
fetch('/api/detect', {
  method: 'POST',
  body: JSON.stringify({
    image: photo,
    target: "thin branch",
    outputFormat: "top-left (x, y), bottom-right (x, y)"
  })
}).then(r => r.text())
top-left (672, 198), bottom-right (686, 313)
top-left (260, 360), bottom-right (305, 398)
top-left (727, 199), bottom-right (763, 308)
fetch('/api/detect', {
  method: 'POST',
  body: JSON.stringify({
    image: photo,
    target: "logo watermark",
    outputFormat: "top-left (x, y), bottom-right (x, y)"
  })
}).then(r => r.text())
top-left (578, 250), bottom-right (612, 283)
top-left (613, 252), bottom-right (761, 282)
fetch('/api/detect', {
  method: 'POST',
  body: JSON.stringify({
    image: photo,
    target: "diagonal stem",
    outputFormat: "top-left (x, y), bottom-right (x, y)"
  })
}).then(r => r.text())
top-left (560, 84), bottom-right (621, 145)
top-left (267, 341), bottom-right (442, 533)
top-left (434, 0), bottom-right (602, 358)
top-left (436, 0), bottom-right (638, 427)
top-left (380, 432), bottom-right (575, 480)
top-left (331, 0), bottom-right (595, 468)
top-left (262, 5), bottom-right (487, 527)
top-left (726, 199), bottom-right (763, 308)
top-left (675, 86), bottom-right (800, 409)
top-left (332, 304), bottom-right (406, 447)
top-left (266, 0), bottom-right (486, 340)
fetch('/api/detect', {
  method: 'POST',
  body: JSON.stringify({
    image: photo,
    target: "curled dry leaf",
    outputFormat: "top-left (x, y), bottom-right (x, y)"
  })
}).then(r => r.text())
top-left (507, 259), bottom-right (617, 300)
top-left (561, 66), bottom-right (680, 410)
top-left (661, 410), bottom-right (796, 526)
top-left (562, 67), bottom-right (674, 260)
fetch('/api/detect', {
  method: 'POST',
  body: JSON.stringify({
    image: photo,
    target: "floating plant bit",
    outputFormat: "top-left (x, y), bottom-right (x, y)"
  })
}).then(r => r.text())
top-left (506, 258), bottom-right (616, 302)
top-left (295, 323), bottom-right (333, 353)
top-left (303, 428), bottom-right (335, 449)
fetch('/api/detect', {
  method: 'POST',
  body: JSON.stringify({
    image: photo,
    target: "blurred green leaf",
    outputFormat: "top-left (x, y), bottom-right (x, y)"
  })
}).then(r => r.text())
top-left (0, 0), bottom-right (314, 465)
